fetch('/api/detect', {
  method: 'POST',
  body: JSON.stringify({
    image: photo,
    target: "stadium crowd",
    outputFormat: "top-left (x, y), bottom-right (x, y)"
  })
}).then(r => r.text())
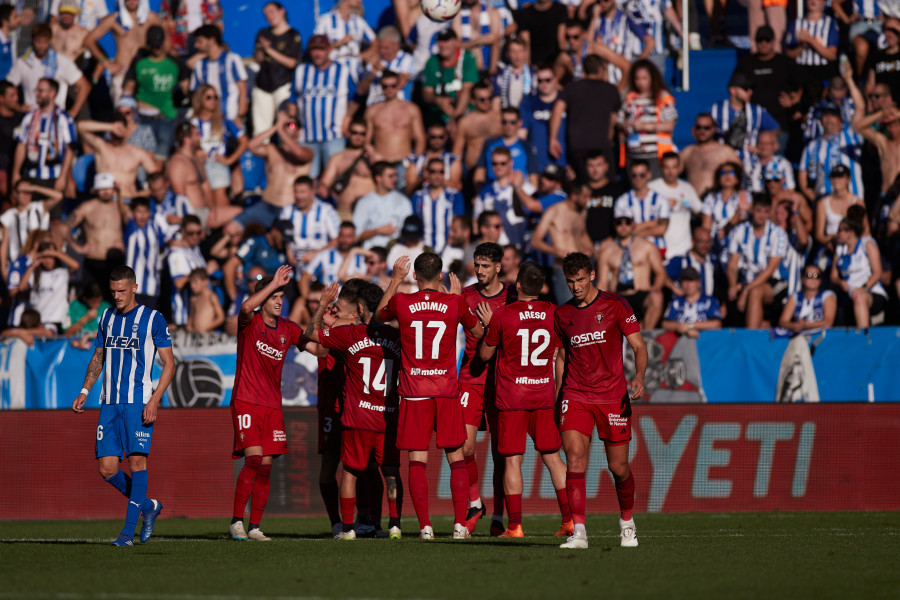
top-left (0, 0), bottom-right (898, 347)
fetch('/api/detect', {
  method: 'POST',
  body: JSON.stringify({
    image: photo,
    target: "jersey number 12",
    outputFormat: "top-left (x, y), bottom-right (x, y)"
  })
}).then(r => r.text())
top-left (516, 328), bottom-right (550, 366)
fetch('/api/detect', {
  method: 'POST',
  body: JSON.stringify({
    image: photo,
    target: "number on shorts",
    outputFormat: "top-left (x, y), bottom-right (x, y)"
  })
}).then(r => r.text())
top-left (516, 328), bottom-right (551, 367)
top-left (237, 414), bottom-right (251, 430)
top-left (323, 417), bottom-right (332, 433)
top-left (360, 357), bottom-right (394, 395)
top-left (411, 320), bottom-right (446, 360)
top-left (561, 400), bottom-right (569, 414)
top-left (96, 425), bottom-right (103, 441)
top-left (460, 392), bottom-right (469, 407)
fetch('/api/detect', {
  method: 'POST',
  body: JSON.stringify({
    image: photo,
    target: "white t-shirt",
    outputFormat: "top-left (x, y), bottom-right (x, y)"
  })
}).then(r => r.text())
top-left (386, 241), bottom-right (426, 284)
top-left (648, 177), bottom-right (702, 259)
top-left (29, 266), bottom-right (69, 325)
top-left (7, 50), bottom-right (84, 108)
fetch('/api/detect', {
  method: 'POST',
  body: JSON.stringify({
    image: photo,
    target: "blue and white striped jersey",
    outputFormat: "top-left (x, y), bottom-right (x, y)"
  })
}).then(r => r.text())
top-left (94, 305), bottom-right (171, 405)
top-left (125, 218), bottom-right (169, 298)
top-left (458, 2), bottom-right (497, 70)
top-left (313, 8), bottom-right (376, 60)
top-left (492, 65), bottom-right (537, 109)
top-left (0, 30), bottom-right (13, 80)
top-left (189, 117), bottom-right (244, 158)
top-left (190, 51), bottom-right (248, 121)
top-left (623, 0), bottom-right (671, 55)
top-left (411, 186), bottom-right (465, 254)
top-left (365, 50), bottom-right (416, 105)
top-left (613, 189), bottom-right (671, 249)
top-left (701, 191), bottom-right (741, 240)
top-left (14, 108), bottom-right (77, 180)
top-left (665, 252), bottom-right (717, 297)
top-left (709, 100), bottom-right (779, 173)
top-left (0, 203), bottom-right (50, 264)
top-left (664, 294), bottom-right (722, 323)
top-left (409, 151), bottom-right (461, 184)
top-left (785, 16), bottom-right (839, 67)
top-left (835, 236), bottom-right (889, 296)
top-left (852, 0), bottom-right (881, 19)
top-left (803, 98), bottom-right (856, 142)
top-left (592, 8), bottom-right (648, 84)
top-left (473, 182), bottom-right (523, 246)
top-left (167, 245), bottom-right (206, 326)
top-left (279, 198), bottom-right (341, 257)
top-left (778, 229), bottom-right (812, 297)
top-left (746, 155), bottom-right (796, 193)
top-left (291, 60), bottom-right (359, 143)
top-left (305, 248), bottom-right (366, 284)
top-left (799, 126), bottom-right (864, 198)
top-left (727, 220), bottom-right (789, 284)
top-left (791, 289), bottom-right (836, 323)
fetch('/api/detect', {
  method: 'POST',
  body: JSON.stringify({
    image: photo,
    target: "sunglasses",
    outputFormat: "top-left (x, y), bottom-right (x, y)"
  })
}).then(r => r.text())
top-left (491, 160), bottom-right (509, 166)
top-left (630, 171), bottom-right (649, 179)
top-left (565, 34), bottom-right (581, 40)
top-left (805, 272), bottom-right (820, 279)
top-left (428, 134), bottom-right (446, 140)
top-left (185, 230), bottom-right (203, 236)
top-left (615, 218), bottom-right (634, 225)
top-left (366, 260), bottom-right (379, 266)
top-left (719, 169), bottom-right (736, 176)
top-left (349, 130), bottom-right (366, 136)
top-left (537, 77), bottom-right (554, 83)
top-left (382, 82), bottom-right (398, 89)
top-left (427, 168), bottom-right (444, 175)
top-left (474, 96), bottom-right (492, 102)
top-left (695, 124), bottom-right (714, 130)
top-left (487, 223), bottom-right (503, 229)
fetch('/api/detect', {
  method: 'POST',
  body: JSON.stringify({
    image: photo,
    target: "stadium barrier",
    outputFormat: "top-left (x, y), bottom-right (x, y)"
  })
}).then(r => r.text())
top-left (2, 328), bottom-right (898, 410)
top-left (2, 405), bottom-right (898, 521)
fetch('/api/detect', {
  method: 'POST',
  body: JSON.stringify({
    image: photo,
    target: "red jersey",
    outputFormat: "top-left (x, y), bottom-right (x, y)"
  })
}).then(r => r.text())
top-left (232, 313), bottom-right (305, 409)
top-left (484, 300), bottom-right (560, 411)
top-left (458, 282), bottom-right (512, 387)
top-left (554, 291), bottom-right (640, 404)
top-left (381, 289), bottom-right (480, 399)
top-left (319, 323), bottom-right (401, 433)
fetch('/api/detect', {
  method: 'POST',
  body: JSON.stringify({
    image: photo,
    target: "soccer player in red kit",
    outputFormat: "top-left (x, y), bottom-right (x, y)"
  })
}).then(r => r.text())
top-left (312, 282), bottom-right (404, 539)
top-left (554, 252), bottom-right (647, 549)
top-left (458, 242), bottom-right (513, 535)
top-left (230, 265), bottom-right (307, 541)
top-left (376, 253), bottom-right (484, 539)
top-left (477, 261), bottom-right (572, 538)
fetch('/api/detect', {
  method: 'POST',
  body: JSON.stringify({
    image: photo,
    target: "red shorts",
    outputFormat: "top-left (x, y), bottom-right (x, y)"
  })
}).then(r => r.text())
top-left (459, 383), bottom-right (485, 427)
top-left (341, 428), bottom-right (401, 472)
top-left (231, 399), bottom-right (288, 458)
top-left (559, 399), bottom-right (631, 445)
top-left (497, 408), bottom-right (561, 456)
top-left (317, 402), bottom-right (343, 455)
top-left (397, 397), bottom-right (466, 451)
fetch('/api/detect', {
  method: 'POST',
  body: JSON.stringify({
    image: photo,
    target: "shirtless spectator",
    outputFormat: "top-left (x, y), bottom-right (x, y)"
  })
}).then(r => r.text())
top-left (405, 123), bottom-right (463, 195)
top-left (319, 119), bottom-right (374, 220)
top-left (66, 173), bottom-right (125, 300)
top-left (680, 113), bottom-right (742, 197)
top-left (530, 182), bottom-right (594, 303)
top-left (597, 212), bottom-right (680, 329)
top-left (186, 268), bottom-right (225, 332)
top-left (77, 115), bottom-right (160, 199)
top-left (84, 0), bottom-right (163, 103)
top-left (167, 122), bottom-right (241, 229)
top-left (363, 69), bottom-right (425, 183)
top-left (849, 75), bottom-right (900, 202)
top-left (453, 82), bottom-right (501, 174)
top-left (51, 0), bottom-right (88, 62)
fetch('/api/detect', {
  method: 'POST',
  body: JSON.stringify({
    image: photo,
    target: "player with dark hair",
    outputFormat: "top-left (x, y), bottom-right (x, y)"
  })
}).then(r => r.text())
top-left (458, 241), bottom-right (513, 535)
top-left (477, 261), bottom-right (571, 538)
top-left (554, 252), bottom-right (648, 549)
top-left (72, 266), bottom-right (175, 546)
top-left (229, 265), bottom-right (307, 541)
top-left (376, 252), bottom-right (485, 539)
top-left (311, 282), bottom-right (404, 539)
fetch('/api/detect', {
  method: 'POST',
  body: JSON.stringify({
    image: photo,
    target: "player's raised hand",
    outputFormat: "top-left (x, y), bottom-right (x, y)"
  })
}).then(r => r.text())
top-left (392, 256), bottom-right (411, 282)
top-left (72, 392), bottom-right (87, 414)
top-left (448, 272), bottom-right (462, 295)
top-left (273, 264), bottom-right (293, 287)
top-left (475, 301), bottom-right (493, 326)
top-left (321, 281), bottom-right (340, 306)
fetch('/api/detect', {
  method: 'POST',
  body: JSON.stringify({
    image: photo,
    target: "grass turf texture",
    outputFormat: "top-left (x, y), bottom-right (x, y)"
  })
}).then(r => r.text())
top-left (1, 513), bottom-right (898, 599)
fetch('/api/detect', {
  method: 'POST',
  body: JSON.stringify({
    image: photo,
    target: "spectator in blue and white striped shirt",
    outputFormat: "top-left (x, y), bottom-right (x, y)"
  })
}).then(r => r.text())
top-left (798, 103), bottom-right (864, 201)
top-left (190, 25), bottom-right (248, 121)
top-left (588, 0), bottom-right (653, 87)
top-left (291, 34), bottom-right (360, 179)
top-left (726, 195), bottom-right (789, 329)
top-left (614, 159), bottom-right (671, 252)
top-left (279, 176), bottom-right (341, 266)
top-left (453, 0), bottom-right (503, 73)
top-left (411, 157), bottom-right (465, 254)
top-left (300, 221), bottom-right (366, 293)
top-left (785, 0), bottom-right (839, 98)
top-left (358, 26), bottom-right (415, 106)
top-left (167, 215), bottom-right (208, 326)
top-left (313, 0), bottom-right (375, 61)
top-left (121, 197), bottom-right (169, 310)
top-left (491, 37), bottom-right (536, 109)
top-left (710, 72), bottom-right (780, 174)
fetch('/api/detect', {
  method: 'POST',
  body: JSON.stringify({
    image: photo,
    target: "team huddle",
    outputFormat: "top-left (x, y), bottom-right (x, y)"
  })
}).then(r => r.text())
top-left (73, 247), bottom-right (648, 550)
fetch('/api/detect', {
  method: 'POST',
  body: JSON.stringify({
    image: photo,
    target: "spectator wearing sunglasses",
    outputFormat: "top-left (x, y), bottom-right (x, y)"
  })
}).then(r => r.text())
top-left (864, 17), bottom-right (900, 104)
top-left (474, 107), bottom-right (538, 189)
top-left (778, 264), bottom-right (836, 334)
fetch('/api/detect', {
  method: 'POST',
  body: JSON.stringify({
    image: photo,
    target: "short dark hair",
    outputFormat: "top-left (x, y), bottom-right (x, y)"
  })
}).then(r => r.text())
top-left (358, 283), bottom-right (384, 315)
top-left (414, 252), bottom-right (443, 281)
top-left (339, 278), bottom-right (368, 303)
top-left (372, 161), bottom-right (395, 178)
top-left (31, 24), bottom-right (52, 40)
top-left (39, 77), bottom-right (60, 94)
top-left (369, 246), bottom-right (388, 262)
top-left (193, 24), bottom-right (222, 44)
top-left (585, 150), bottom-right (608, 163)
top-left (147, 171), bottom-right (167, 185)
top-left (339, 220), bottom-right (355, 231)
top-left (182, 215), bottom-right (202, 230)
top-left (175, 122), bottom-right (195, 147)
top-left (477, 210), bottom-right (501, 229)
top-left (630, 159), bottom-right (651, 172)
top-left (131, 197), bottom-right (151, 211)
top-left (426, 157), bottom-right (445, 171)
top-left (561, 252), bottom-right (593, 278)
top-left (453, 215), bottom-right (473, 232)
top-left (293, 175), bottom-right (313, 188)
top-left (583, 54), bottom-right (606, 76)
top-left (381, 69), bottom-right (399, 81)
top-left (501, 106), bottom-right (521, 120)
top-left (490, 146), bottom-right (512, 160)
top-left (189, 267), bottom-right (209, 281)
top-left (474, 242), bottom-right (503, 264)
top-left (20, 309), bottom-right (41, 329)
top-left (517, 261), bottom-right (546, 296)
top-left (751, 193), bottom-right (772, 208)
top-left (110, 265), bottom-right (137, 283)
top-left (257, 274), bottom-right (285, 297)
top-left (0, 80), bottom-right (14, 96)
top-left (564, 19), bottom-right (584, 30)
top-left (840, 215), bottom-right (864, 237)
top-left (0, 6), bottom-right (14, 25)
top-left (661, 151), bottom-right (680, 164)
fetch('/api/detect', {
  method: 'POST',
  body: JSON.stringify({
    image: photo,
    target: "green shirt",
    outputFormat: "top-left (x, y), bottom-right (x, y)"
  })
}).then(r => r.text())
top-left (422, 51), bottom-right (479, 122)
top-left (134, 56), bottom-right (179, 120)
top-left (68, 300), bottom-right (113, 334)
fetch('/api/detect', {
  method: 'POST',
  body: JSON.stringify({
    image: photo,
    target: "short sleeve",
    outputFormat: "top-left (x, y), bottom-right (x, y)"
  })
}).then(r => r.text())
top-left (462, 52), bottom-right (479, 83)
top-left (319, 324), bottom-right (349, 351)
top-left (619, 300), bottom-right (641, 336)
top-left (151, 311), bottom-right (172, 348)
top-left (701, 193), bottom-right (715, 215)
top-left (707, 297), bottom-right (723, 320)
top-left (94, 309), bottom-right (109, 349)
top-left (727, 227), bottom-right (741, 255)
top-left (457, 296), bottom-right (480, 329)
top-left (663, 298), bottom-right (679, 321)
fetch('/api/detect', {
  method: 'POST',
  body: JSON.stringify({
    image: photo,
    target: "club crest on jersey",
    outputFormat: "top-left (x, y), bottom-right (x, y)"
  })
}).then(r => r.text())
top-left (528, 304), bottom-right (533, 310)
top-left (424, 294), bottom-right (430, 301)
top-left (132, 324), bottom-right (139, 333)
top-left (280, 335), bottom-right (286, 345)
top-left (595, 312), bottom-right (604, 324)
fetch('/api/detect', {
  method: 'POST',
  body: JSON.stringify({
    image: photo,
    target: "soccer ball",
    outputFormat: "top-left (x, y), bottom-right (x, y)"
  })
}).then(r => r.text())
top-left (421, 0), bottom-right (462, 23)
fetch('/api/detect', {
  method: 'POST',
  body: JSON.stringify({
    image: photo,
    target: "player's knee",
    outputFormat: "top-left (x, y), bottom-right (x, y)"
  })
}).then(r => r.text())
top-left (608, 461), bottom-right (630, 479)
top-left (462, 438), bottom-right (476, 456)
top-left (244, 454), bottom-right (263, 472)
top-left (98, 465), bottom-right (117, 480)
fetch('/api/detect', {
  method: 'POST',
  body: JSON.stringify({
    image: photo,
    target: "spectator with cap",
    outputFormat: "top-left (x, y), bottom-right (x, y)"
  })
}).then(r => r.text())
top-left (190, 24), bottom-right (248, 122)
top-left (252, 1), bottom-right (302, 136)
top-left (710, 71), bottom-right (780, 174)
top-left (312, 0), bottom-right (376, 61)
top-left (122, 24), bottom-right (180, 159)
top-left (475, 106), bottom-right (539, 189)
top-left (386, 215), bottom-right (429, 289)
top-left (113, 94), bottom-right (157, 157)
top-left (411, 157), bottom-right (465, 255)
top-left (291, 33), bottom-right (359, 179)
top-left (353, 161), bottom-right (412, 250)
top-left (519, 64), bottom-right (566, 174)
top-left (804, 77), bottom-right (856, 146)
top-left (421, 28), bottom-right (479, 125)
top-left (661, 266), bottom-right (723, 338)
top-left (51, 0), bottom-right (89, 64)
top-left (784, 0), bottom-right (839, 100)
top-left (50, 0), bottom-right (109, 31)
top-left (798, 103), bottom-right (864, 202)
top-left (512, 163), bottom-right (568, 216)
top-left (814, 163), bottom-right (868, 251)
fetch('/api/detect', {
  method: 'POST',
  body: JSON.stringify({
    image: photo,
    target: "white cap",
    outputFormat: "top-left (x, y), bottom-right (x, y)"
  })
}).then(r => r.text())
top-left (93, 173), bottom-right (115, 191)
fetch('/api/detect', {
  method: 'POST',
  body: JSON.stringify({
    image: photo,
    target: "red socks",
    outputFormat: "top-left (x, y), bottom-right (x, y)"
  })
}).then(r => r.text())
top-left (340, 496), bottom-right (356, 528)
top-left (449, 460), bottom-right (468, 526)
top-left (505, 493), bottom-right (523, 528)
top-left (566, 471), bottom-right (586, 526)
top-left (465, 454), bottom-right (480, 503)
top-left (388, 498), bottom-right (399, 519)
top-left (409, 461), bottom-right (431, 529)
top-left (555, 487), bottom-right (573, 522)
top-left (615, 472), bottom-right (635, 521)
top-left (233, 455), bottom-right (261, 520)
top-left (249, 464), bottom-right (272, 525)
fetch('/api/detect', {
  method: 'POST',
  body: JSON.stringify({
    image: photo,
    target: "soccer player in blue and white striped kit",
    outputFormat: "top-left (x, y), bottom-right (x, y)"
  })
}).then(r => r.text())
top-left (72, 265), bottom-right (176, 546)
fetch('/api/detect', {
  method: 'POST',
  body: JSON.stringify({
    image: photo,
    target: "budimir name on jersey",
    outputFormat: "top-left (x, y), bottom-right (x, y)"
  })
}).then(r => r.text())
top-left (409, 301), bottom-right (448, 313)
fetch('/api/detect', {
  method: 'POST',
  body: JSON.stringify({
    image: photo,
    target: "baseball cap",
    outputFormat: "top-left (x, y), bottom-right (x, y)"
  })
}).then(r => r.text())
top-left (755, 25), bottom-right (775, 42)
top-left (613, 203), bottom-right (635, 221)
top-left (116, 95), bottom-right (138, 111)
top-left (680, 266), bottom-right (701, 281)
top-left (307, 34), bottom-right (330, 50)
top-left (93, 173), bottom-right (115, 191)
top-left (146, 25), bottom-right (166, 49)
top-left (541, 164), bottom-right (564, 182)
top-left (728, 72), bottom-right (754, 91)
top-left (817, 102), bottom-right (844, 120)
top-left (436, 29), bottom-right (458, 41)
top-left (401, 215), bottom-right (424, 238)
top-left (763, 162), bottom-right (786, 181)
top-left (829, 164), bottom-right (850, 178)
top-left (58, 0), bottom-right (80, 14)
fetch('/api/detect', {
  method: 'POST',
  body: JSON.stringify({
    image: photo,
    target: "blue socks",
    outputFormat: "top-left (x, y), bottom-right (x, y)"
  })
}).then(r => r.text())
top-left (104, 470), bottom-right (132, 498)
top-left (121, 470), bottom-right (152, 538)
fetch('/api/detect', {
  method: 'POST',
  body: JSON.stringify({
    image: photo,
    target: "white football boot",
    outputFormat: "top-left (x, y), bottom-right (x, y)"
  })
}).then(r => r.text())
top-left (619, 518), bottom-right (638, 547)
top-left (559, 530), bottom-right (589, 549)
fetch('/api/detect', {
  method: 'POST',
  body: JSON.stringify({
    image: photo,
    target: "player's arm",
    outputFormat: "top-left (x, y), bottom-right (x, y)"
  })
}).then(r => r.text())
top-left (477, 304), bottom-right (499, 361)
top-left (554, 345), bottom-right (566, 401)
top-left (73, 346), bottom-right (105, 413)
top-left (375, 256), bottom-right (410, 321)
top-left (144, 346), bottom-right (175, 425)
top-left (625, 331), bottom-right (647, 400)
top-left (239, 264), bottom-right (293, 327)
top-left (83, 15), bottom-right (115, 65)
top-left (306, 282), bottom-right (339, 343)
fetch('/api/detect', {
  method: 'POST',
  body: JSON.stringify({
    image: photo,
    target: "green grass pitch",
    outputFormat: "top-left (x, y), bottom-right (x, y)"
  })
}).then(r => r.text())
top-left (1, 513), bottom-right (899, 599)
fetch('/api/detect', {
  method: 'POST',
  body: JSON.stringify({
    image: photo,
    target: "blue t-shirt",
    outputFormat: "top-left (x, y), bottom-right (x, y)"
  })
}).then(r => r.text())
top-left (236, 235), bottom-right (286, 273)
top-left (520, 94), bottom-right (566, 172)
top-left (477, 136), bottom-right (539, 182)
